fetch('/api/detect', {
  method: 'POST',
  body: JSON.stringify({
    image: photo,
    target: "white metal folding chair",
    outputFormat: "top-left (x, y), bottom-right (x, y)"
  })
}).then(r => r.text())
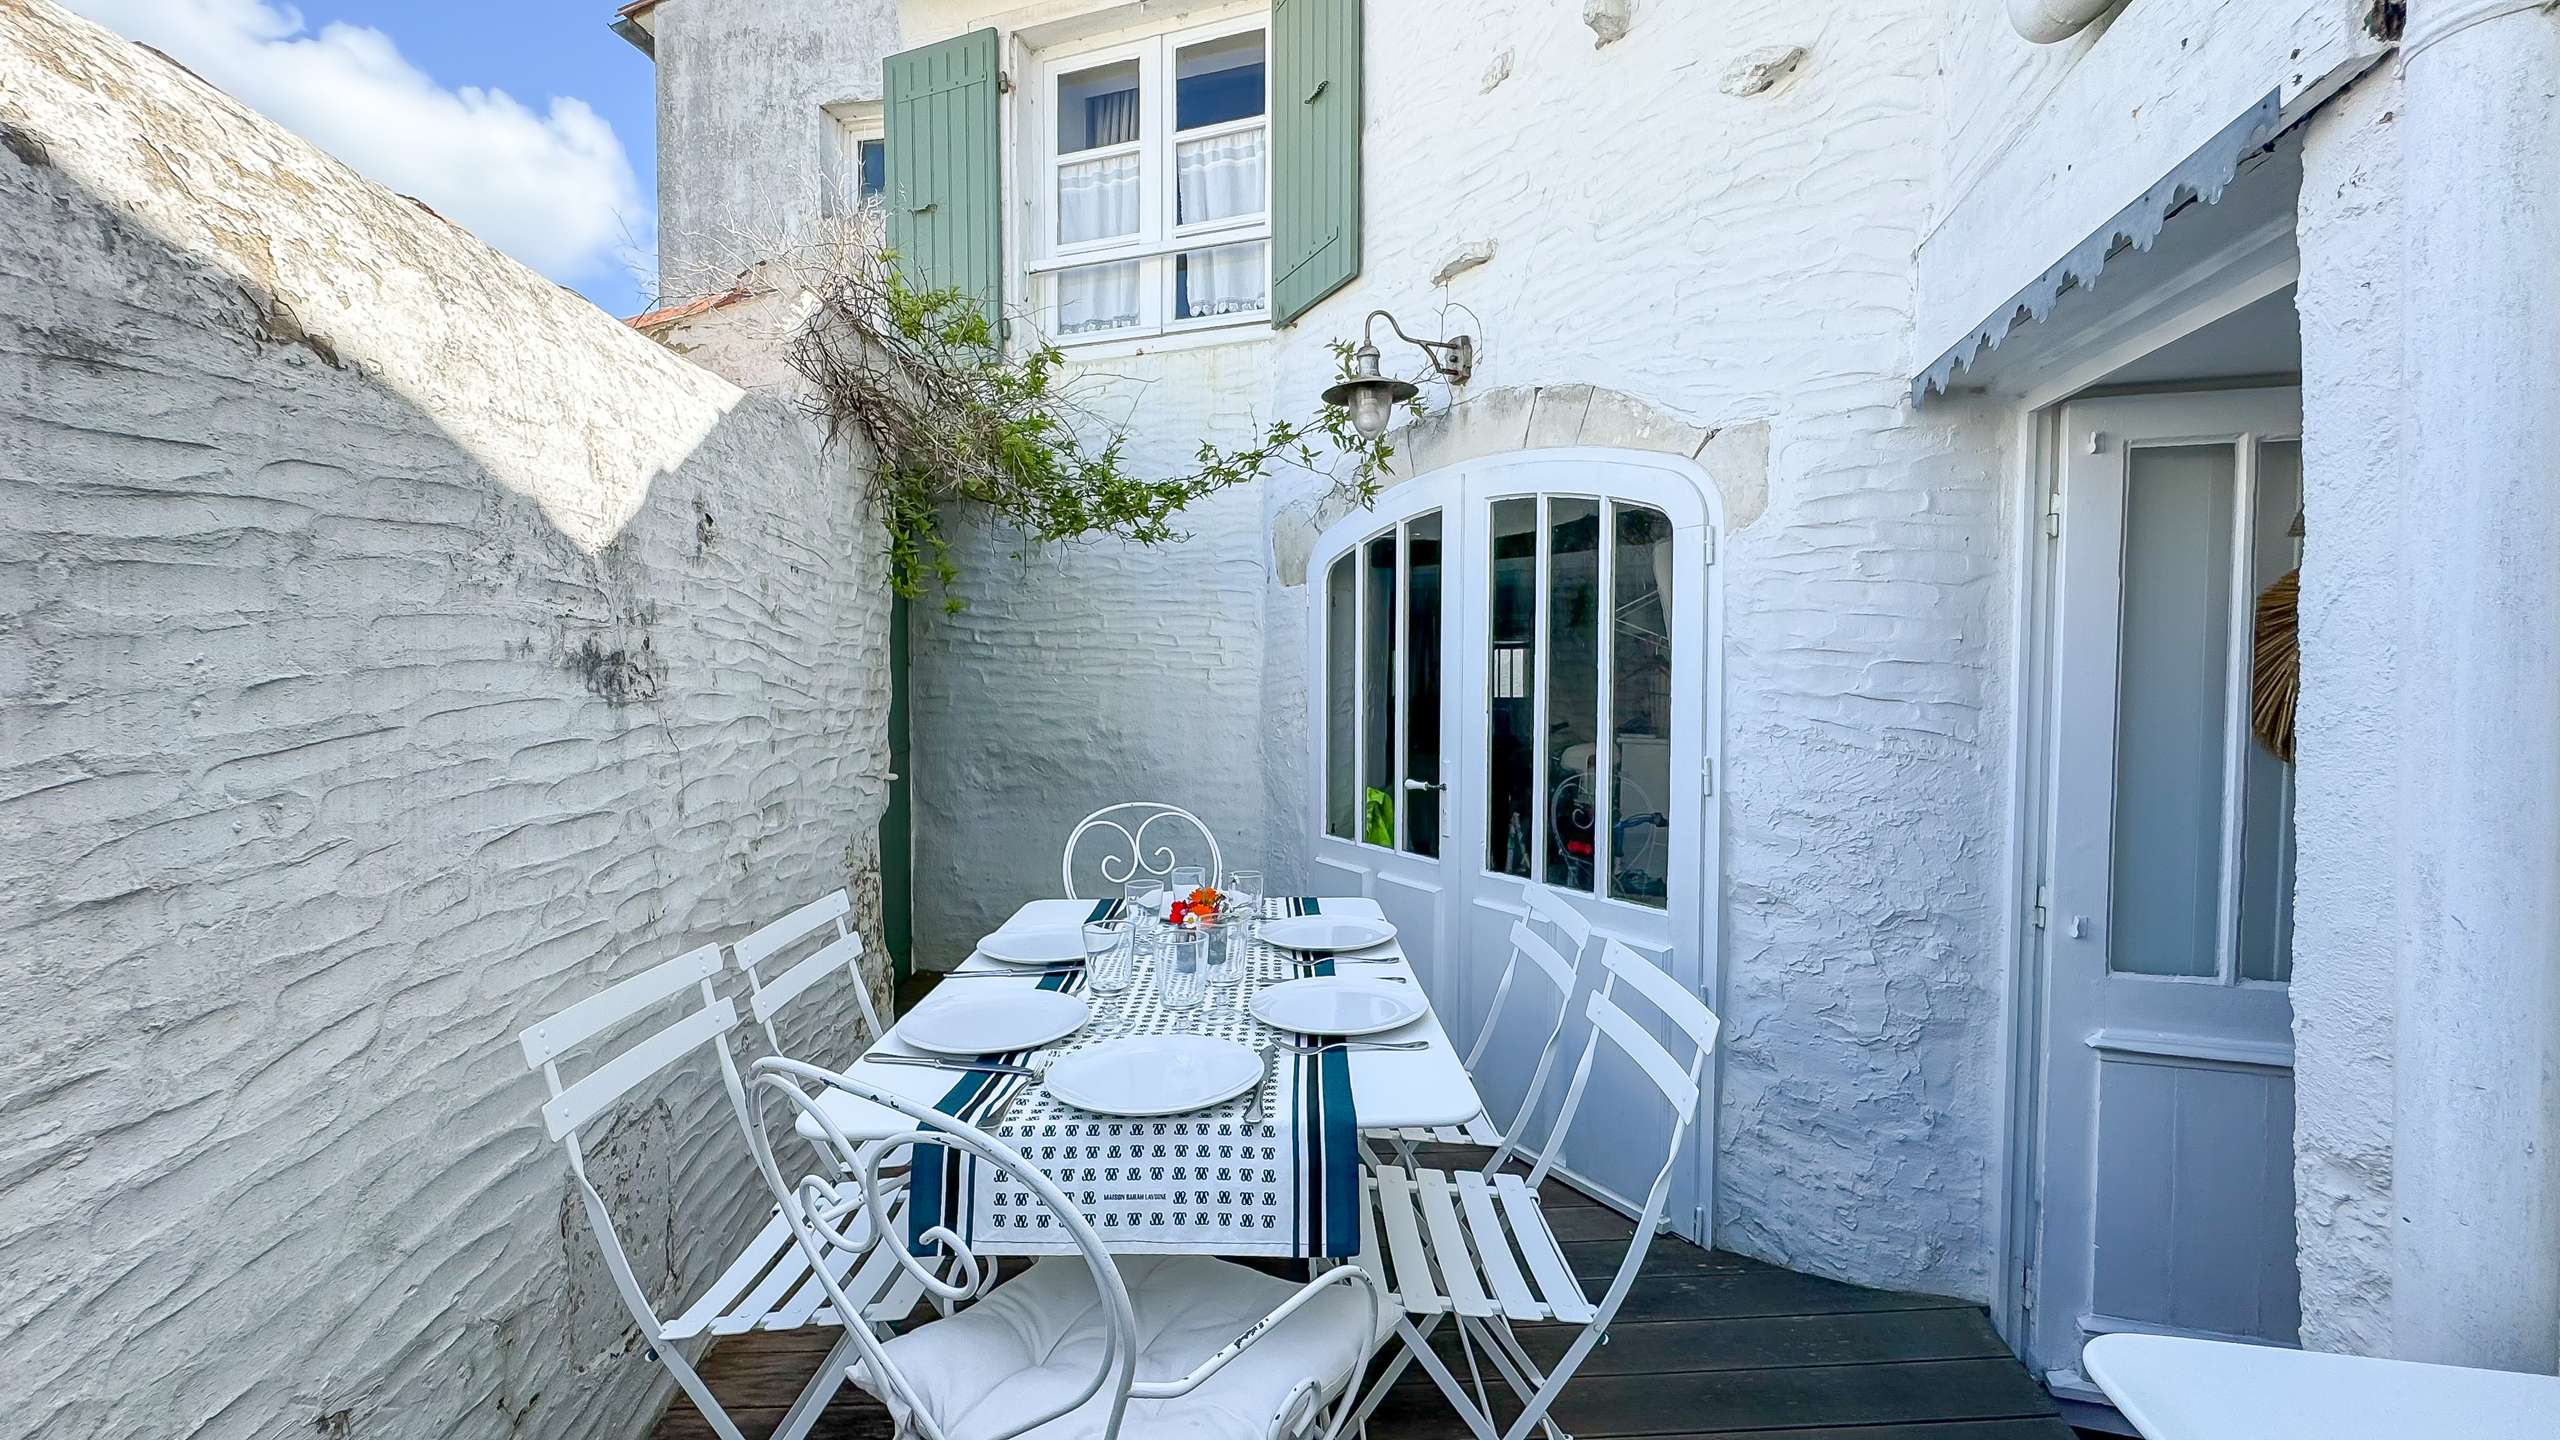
top-left (1372, 882), bottom-right (1591, 1157)
top-left (744, 1055), bottom-right (1390, 1440)
top-left (1348, 938), bottom-right (1723, 1440)
top-left (518, 945), bottom-right (935, 1440)
top-left (731, 888), bottom-right (886, 1061)
top-left (1059, 801), bottom-right (1224, 901)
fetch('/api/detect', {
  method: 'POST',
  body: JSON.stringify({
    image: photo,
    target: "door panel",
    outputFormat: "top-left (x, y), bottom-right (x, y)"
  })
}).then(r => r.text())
top-left (1311, 451), bottom-right (1721, 1244)
top-left (2031, 389), bottom-right (2303, 1385)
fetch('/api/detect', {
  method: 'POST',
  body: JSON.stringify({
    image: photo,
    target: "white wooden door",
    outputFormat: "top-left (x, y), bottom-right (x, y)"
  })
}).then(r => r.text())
top-left (1310, 450), bottom-right (1721, 1240)
top-left (1309, 475), bottom-right (1463, 1023)
top-left (2030, 389), bottom-right (2304, 1390)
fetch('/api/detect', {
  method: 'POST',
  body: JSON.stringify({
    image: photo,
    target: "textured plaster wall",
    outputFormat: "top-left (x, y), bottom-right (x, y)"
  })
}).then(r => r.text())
top-left (894, 0), bottom-right (2016, 1300)
top-left (2288, 74), bottom-right (2401, 1358)
top-left (1923, 0), bottom-right (2374, 356)
top-left (0, 5), bottom-right (889, 1438)
top-left (655, 0), bottom-right (903, 293)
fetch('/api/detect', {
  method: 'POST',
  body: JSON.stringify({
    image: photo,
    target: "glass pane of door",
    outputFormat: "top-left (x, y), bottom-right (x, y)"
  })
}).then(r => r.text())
top-left (1545, 499), bottom-right (1601, 892)
top-left (1324, 553), bottom-right (1356, 839)
top-left (1362, 535), bottom-right (1398, 848)
top-left (1487, 499), bottom-right (1538, 877)
top-left (1609, 503), bottom-right (1674, 906)
top-left (2238, 440), bottom-right (2302, 983)
top-left (1404, 513), bottom-right (1443, 857)
top-left (2110, 443), bottom-right (2237, 978)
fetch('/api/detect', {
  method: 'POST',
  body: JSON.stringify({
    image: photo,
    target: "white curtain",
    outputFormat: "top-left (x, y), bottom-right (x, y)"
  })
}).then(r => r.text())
top-left (1180, 241), bottom-right (1267, 319)
top-left (1176, 128), bottom-right (1265, 226)
top-left (1057, 152), bottom-right (1139, 245)
top-left (1057, 260), bottom-right (1142, 334)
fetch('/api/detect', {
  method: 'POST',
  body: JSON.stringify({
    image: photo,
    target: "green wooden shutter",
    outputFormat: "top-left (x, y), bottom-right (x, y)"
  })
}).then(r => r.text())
top-left (885, 28), bottom-right (1003, 333)
top-left (1270, 0), bottom-right (1362, 325)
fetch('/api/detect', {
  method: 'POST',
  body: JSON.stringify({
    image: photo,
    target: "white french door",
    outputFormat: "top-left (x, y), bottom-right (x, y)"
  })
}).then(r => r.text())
top-left (2028, 389), bottom-right (2304, 1390)
top-left (1308, 450), bottom-right (1721, 1240)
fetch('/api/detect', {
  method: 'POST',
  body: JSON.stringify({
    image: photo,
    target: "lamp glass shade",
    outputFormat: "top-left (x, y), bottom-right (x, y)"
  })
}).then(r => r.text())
top-left (1349, 385), bottom-right (1395, 438)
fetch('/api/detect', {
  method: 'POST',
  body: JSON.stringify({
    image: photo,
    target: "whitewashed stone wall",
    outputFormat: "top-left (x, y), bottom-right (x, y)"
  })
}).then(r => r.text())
top-left (892, 0), bottom-right (2017, 1301)
top-left (0, 5), bottom-right (889, 1438)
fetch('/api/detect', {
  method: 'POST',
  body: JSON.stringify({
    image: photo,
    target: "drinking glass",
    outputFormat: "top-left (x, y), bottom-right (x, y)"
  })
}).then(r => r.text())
top-left (1082, 919), bottom-right (1134, 995)
top-left (1224, 869), bottom-right (1265, 922)
top-left (1159, 927), bottom-right (1208, 1011)
top-left (1201, 914), bottom-right (1241, 988)
top-left (1169, 866), bottom-right (1208, 908)
top-left (1124, 877), bottom-right (1164, 924)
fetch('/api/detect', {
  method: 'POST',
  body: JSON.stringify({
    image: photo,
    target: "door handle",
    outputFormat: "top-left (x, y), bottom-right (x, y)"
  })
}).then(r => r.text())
top-left (885, 772), bottom-right (902, 783)
top-left (1403, 778), bottom-right (1441, 792)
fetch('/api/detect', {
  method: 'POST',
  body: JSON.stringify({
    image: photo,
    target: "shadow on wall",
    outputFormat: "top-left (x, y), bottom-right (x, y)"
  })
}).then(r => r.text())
top-left (0, 11), bottom-right (890, 1440)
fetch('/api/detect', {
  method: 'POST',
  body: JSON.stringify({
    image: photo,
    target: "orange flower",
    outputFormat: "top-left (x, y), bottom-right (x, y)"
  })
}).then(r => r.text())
top-left (1188, 886), bottom-right (1222, 911)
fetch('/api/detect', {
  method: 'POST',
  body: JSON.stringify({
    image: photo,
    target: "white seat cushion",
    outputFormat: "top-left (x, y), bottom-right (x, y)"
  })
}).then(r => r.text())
top-left (863, 1255), bottom-right (1371, 1440)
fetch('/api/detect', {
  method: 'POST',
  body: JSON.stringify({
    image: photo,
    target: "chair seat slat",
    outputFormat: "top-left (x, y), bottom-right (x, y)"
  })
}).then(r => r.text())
top-left (1415, 1169), bottom-right (1498, 1318)
top-left (1453, 1170), bottom-right (1545, 1320)
top-left (1374, 1168), bottom-right (1448, 1314)
top-left (1490, 1172), bottom-right (1593, 1324)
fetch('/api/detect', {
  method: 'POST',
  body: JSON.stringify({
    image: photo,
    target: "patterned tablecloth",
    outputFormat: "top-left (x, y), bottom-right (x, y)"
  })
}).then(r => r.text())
top-left (906, 899), bottom-right (1362, 1258)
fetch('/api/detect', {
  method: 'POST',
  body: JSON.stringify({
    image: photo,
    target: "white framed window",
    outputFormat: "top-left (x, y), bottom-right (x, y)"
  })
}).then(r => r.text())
top-left (1028, 14), bottom-right (1270, 344)
top-left (823, 101), bottom-right (887, 219)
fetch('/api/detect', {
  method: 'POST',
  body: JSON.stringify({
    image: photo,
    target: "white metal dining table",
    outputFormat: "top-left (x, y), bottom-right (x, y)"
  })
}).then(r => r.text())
top-left (800, 894), bottom-right (1487, 1256)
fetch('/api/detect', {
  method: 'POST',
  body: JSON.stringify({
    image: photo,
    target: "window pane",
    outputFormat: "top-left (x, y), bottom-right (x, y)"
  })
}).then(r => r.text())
top-left (1057, 152), bottom-right (1140, 245)
top-left (1052, 260), bottom-right (1141, 336)
top-left (1362, 535), bottom-right (1398, 847)
top-left (1176, 30), bottom-right (1265, 130)
top-left (2111, 444), bottom-right (2237, 978)
top-left (1174, 241), bottom-right (1266, 321)
top-left (1487, 499), bottom-right (1538, 877)
top-left (2238, 440), bottom-right (2302, 983)
top-left (1057, 58), bottom-right (1140, 152)
top-left (1325, 554), bottom-right (1357, 840)
top-left (1404, 514), bottom-right (1443, 858)
top-left (1176, 127), bottom-right (1265, 226)
top-left (1544, 499), bottom-right (1601, 892)
top-left (858, 138), bottom-right (886, 198)
top-left (1609, 504), bottom-right (1674, 907)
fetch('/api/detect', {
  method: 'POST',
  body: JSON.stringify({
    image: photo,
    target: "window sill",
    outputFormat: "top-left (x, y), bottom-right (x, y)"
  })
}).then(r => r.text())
top-left (1039, 316), bottom-right (1274, 362)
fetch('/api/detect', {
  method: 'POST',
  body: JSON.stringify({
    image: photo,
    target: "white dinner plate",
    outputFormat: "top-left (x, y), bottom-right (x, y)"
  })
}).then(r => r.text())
top-left (977, 923), bottom-right (1088, 965)
top-left (1041, 1035), bottom-right (1264, 1118)
top-left (1251, 977), bottom-right (1428, 1037)
top-left (894, 988), bottom-right (1090, 1056)
top-left (1257, 915), bottom-right (1398, 953)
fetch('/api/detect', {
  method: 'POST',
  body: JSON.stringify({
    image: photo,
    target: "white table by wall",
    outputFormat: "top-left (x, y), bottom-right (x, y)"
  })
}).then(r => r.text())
top-left (2085, 1333), bottom-right (2560, 1440)
top-left (802, 896), bottom-right (1484, 1144)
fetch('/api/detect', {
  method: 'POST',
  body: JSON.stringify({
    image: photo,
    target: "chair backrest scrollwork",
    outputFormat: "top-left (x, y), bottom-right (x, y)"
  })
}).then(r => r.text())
top-left (1059, 802), bottom-right (1225, 901)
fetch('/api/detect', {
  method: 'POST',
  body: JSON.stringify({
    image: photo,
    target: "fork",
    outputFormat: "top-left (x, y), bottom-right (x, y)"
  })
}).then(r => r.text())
top-left (869, 1053), bottom-right (1052, 1078)
top-left (1244, 1042), bottom-right (1277, 1124)
top-left (1276, 1037), bottom-right (1430, 1055)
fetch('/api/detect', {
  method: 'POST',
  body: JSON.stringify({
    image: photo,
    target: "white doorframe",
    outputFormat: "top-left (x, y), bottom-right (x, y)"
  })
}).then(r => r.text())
top-left (1993, 234), bottom-right (2309, 1361)
top-left (1305, 447), bottom-right (1727, 1237)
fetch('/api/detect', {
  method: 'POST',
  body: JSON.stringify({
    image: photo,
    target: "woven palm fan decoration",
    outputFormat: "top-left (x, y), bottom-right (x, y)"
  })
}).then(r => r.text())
top-left (2249, 508), bottom-right (2306, 763)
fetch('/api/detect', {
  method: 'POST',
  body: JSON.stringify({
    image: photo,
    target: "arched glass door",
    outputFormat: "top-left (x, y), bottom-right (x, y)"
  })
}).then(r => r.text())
top-left (1308, 450), bottom-right (1720, 1238)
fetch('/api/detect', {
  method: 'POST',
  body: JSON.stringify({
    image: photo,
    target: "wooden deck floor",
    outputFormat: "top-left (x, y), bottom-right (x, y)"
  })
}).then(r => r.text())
top-left (652, 1150), bottom-right (2070, 1440)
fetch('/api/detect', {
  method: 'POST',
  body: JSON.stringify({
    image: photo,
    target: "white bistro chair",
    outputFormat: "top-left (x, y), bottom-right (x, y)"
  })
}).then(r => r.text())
top-left (731, 888), bottom-right (886, 1060)
top-left (1374, 882), bottom-right (1591, 1157)
top-left (744, 1055), bottom-right (1390, 1440)
top-left (518, 944), bottom-right (935, 1440)
top-left (1060, 801), bottom-right (1224, 902)
top-left (1349, 939), bottom-right (1723, 1440)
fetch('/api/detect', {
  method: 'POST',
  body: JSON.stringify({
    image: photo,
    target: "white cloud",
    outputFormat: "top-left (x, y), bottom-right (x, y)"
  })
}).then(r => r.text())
top-left (60, 0), bottom-right (648, 290)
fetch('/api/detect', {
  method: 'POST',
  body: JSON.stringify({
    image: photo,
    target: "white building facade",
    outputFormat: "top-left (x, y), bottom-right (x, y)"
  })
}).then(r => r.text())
top-left (625, 0), bottom-right (2560, 1416)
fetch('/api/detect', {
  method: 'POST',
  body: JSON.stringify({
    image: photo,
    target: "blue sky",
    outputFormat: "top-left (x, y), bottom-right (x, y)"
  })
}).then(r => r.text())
top-left (62, 0), bottom-right (661, 317)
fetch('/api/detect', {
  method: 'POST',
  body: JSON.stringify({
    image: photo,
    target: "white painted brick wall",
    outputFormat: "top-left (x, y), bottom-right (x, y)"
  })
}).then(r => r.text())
top-left (0, 6), bottom-right (888, 1437)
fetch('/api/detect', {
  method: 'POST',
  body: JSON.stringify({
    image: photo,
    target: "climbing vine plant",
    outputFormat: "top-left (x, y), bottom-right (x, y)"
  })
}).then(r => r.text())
top-left (786, 245), bottom-right (1420, 609)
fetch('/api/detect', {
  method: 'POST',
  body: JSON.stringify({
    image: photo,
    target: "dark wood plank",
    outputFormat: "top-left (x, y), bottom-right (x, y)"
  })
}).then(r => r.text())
top-left (1359, 1357), bottom-right (2057, 1438)
top-left (1395, 1305), bottom-right (2014, 1380)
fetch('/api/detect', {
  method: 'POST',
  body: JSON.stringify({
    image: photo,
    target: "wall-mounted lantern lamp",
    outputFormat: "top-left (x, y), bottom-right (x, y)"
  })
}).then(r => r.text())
top-left (1321, 310), bottom-right (1476, 439)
